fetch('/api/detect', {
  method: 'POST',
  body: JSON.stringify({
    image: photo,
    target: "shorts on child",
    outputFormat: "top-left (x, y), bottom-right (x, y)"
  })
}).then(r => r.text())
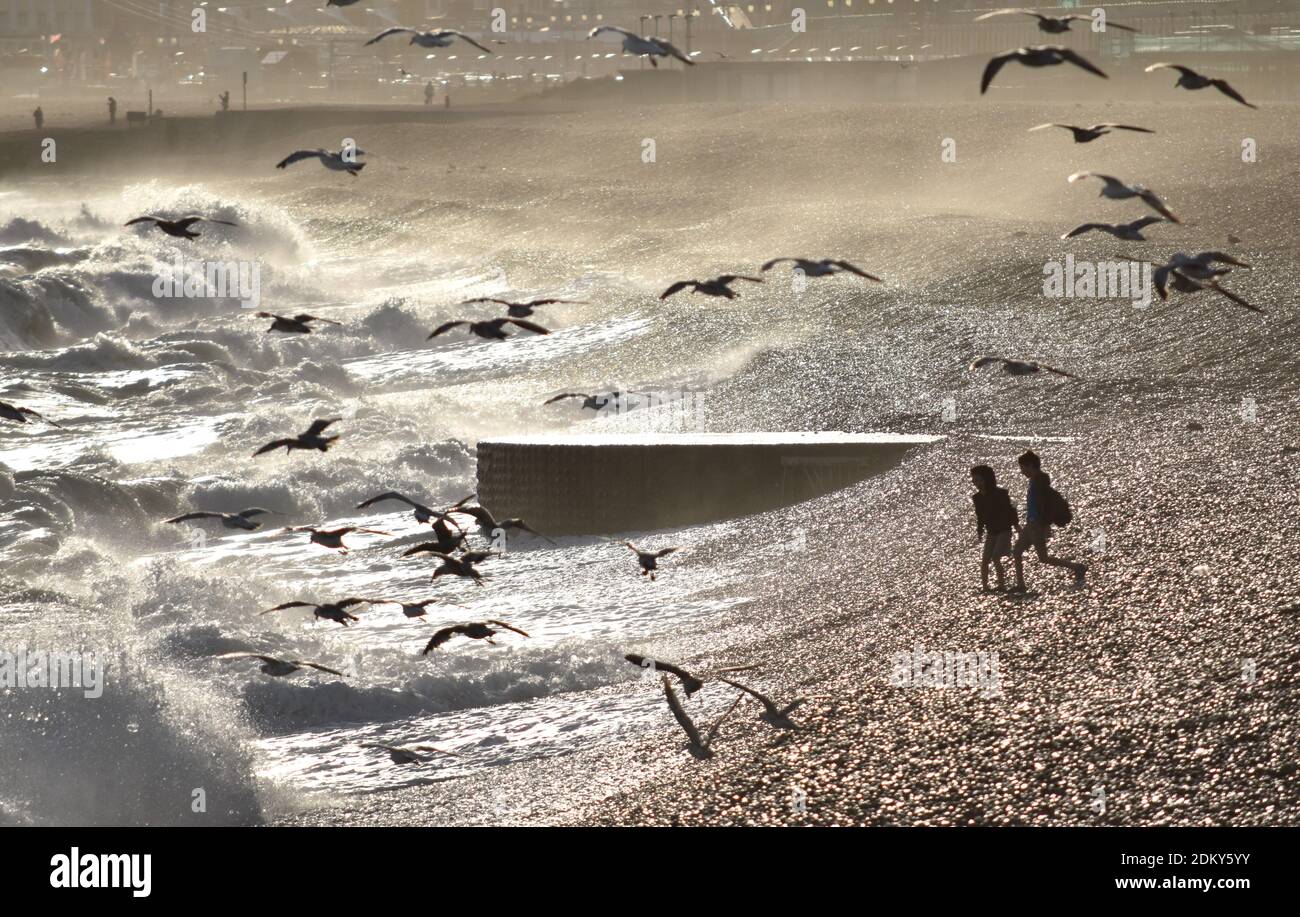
top-left (983, 529), bottom-right (1013, 562)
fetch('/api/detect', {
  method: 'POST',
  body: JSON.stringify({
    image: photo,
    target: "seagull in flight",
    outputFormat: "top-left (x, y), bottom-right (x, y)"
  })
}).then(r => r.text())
top-left (401, 517), bottom-right (469, 556)
top-left (448, 496), bottom-right (555, 543)
top-left (969, 357), bottom-right (1079, 379)
top-left (422, 550), bottom-right (495, 586)
top-left (661, 676), bottom-right (743, 759)
top-left (1144, 63), bottom-right (1257, 109)
top-left (1132, 251), bottom-right (1260, 312)
top-left (365, 28), bottom-right (494, 54)
top-left (544, 391), bottom-right (626, 411)
top-left (1067, 172), bottom-right (1181, 224)
top-left (588, 26), bottom-right (694, 68)
top-left (617, 540), bottom-right (679, 581)
top-left (372, 598), bottom-right (467, 619)
top-left (0, 400), bottom-right (63, 427)
top-left (165, 508), bottom-right (280, 531)
top-left (276, 148), bottom-right (366, 176)
top-left (124, 215), bottom-right (237, 239)
top-left (625, 654), bottom-right (705, 696)
top-left (461, 297), bottom-right (586, 319)
top-left (362, 742), bottom-right (459, 765)
top-left (660, 274), bottom-right (763, 300)
top-left (216, 652), bottom-right (346, 678)
top-left (286, 525), bottom-right (390, 553)
top-left (252, 418), bottom-right (341, 456)
top-left (356, 491), bottom-right (457, 526)
top-left (428, 317), bottom-right (550, 340)
top-left (254, 312), bottom-right (341, 334)
top-left (1060, 216), bottom-right (1166, 241)
top-left (421, 620), bottom-right (529, 654)
top-left (260, 597), bottom-right (376, 626)
top-left (1028, 122), bottom-right (1154, 144)
top-left (716, 677), bottom-right (807, 729)
top-left (760, 258), bottom-right (882, 281)
top-left (974, 9), bottom-right (1138, 34)
top-left (981, 46), bottom-right (1107, 94)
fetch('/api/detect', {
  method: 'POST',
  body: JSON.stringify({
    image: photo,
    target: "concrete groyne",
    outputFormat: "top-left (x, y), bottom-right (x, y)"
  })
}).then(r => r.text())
top-left (476, 432), bottom-right (938, 535)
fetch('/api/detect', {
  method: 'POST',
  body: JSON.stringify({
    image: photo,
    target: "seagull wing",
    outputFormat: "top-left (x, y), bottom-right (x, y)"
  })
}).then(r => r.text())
top-left (505, 318), bottom-right (551, 335)
top-left (276, 149), bottom-right (326, 169)
top-left (660, 280), bottom-right (693, 299)
top-left (655, 39), bottom-right (694, 65)
top-left (1199, 251), bottom-right (1252, 269)
top-left (721, 274), bottom-right (764, 284)
top-left (829, 260), bottom-right (882, 281)
top-left (304, 417), bottom-right (341, 437)
top-left (544, 392), bottom-right (589, 405)
top-left (486, 620), bottom-right (530, 638)
top-left (165, 512), bottom-right (222, 523)
top-left (1136, 189), bottom-right (1180, 223)
top-left (124, 216), bottom-right (161, 226)
top-left (1068, 170), bottom-right (1123, 190)
top-left (296, 661), bottom-right (347, 677)
top-left (422, 627), bottom-right (459, 653)
top-left (1210, 79), bottom-right (1256, 109)
top-left (980, 52), bottom-right (1017, 94)
top-left (260, 601), bottom-right (314, 615)
top-left (460, 297), bottom-right (510, 306)
top-left (1129, 216), bottom-right (1165, 231)
top-left (973, 9), bottom-right (1027, 22)
top-left (969, 356), bottom-right (1005, 371)
top-left (446, 31), bottom-right (495, 54)
top-left (295, 313), bottom-right (342, 325)
top-left (1092, 123), bottom-right (1154, 133)
top-left (589, 25), bottom-right (635, 40)
top-left (252, 439), bottom-right (294, 456)
top-left (1056, 48), bottom-right (1108, 80)
top-left (1034, 362), bottom-right (1080, 379)
top-left (1144, 62), bottom-right (1195, 77)
top-left (760, 258), bottom-right (796, 271)
top-left (653, 547), bottom-right (680, 559)
top-left (703, 693), bottom-right (745, 748)
top-left (1203, 280), bottom-right (1264, 313)
top-left (365, 27), bottom-right (417, 46)
top-left (1027, 123), bottom-right (1071, 133)
top-left (358, 490), bottom-right (420, 510)
top-left (428, 320), bottom-right (465, 338)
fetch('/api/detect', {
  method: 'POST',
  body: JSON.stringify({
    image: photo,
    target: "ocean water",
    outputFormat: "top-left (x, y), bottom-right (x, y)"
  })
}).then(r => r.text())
top-left (0, 129), bottom-right (807, 824)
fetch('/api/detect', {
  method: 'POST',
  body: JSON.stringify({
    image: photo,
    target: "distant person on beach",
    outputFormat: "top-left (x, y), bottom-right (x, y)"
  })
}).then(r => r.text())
top-left (444, 94), bottom-right (450, 109)
top-left (424, 81), bottom-right (434, 106)
top-left (219, 91), bottom-right (230, 112)
top-left (1011, 450), bottom-right (1086, 592)
top-left (33, 107), bottom-right (43, 130)
top-left (971, 465), bottom-right (1019, 593)
top-left (108, 97), bottom-right (117, 124)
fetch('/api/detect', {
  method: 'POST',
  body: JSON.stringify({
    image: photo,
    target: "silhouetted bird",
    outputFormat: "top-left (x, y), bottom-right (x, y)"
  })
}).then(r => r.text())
top-left (260, 598), bottom-right (375, 626)
top-left (357, 491), bottom-right (456, 526)
top-left (625, 654), bottom-right (705, 695)
top-left (428, 317), bottom-right (550, 340)
top-left (286, 525), bottom-right (390, 553)
top-left (254, 312), bottom-right (341, 334)
top-left (402, 516), bottom-right (469, 556)
top-left (125, 215), bottom-right (237, 239)
top-left (216, 652), bottom-right (345, 677)
top-left (981, 46), bottom-right (1107, 94)
top-left (365, 27), bottom-right (494, 53)
top-left (1028, 122), bottom-right (1153, 143)
top-left (426, 550), bottom-right (495, 586)
top-left (0, 400), bottom-right (63, 427)
top-left (362, 742), bottom-right (459, 764)
top-left (969, 357), bottom-right (1078, 379)
top-left (975, 9), bottom-right (1137, 34)
top-left (461, 297), bottom-right (586, 318)
top-left (421, 620), bottom-right (529, 653)
top-left (165, 508), bottom-right (280, 531)
top-left (372, 598), bottom-right (466, 619)
top-left (1060, 216), bottom-right (1165, 241)
top-left (661, 675), bottom-right (743, 759)
top-left (1067, 172), bottom-right (1180, 223)
top-left (253, 418), bottom-right (340, 456)
top-left (276, 148), bottom-right (366, 176)
top-left (660, 275), bottom-right (763, 300)
top-left (588, 26), bottom-right (694, 68)
top-left (716, 676), bottom-right (807, 729)
top-left (619, 540), bottom-right (679, 581)
top-left (1144, 63), bottom-right (1256, 109)
top-left (760, 258), bottom-right (882, 281)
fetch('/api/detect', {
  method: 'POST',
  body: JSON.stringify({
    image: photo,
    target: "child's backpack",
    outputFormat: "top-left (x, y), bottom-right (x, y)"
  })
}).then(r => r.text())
top-left (1043, 484), bottom-right (1073, 527)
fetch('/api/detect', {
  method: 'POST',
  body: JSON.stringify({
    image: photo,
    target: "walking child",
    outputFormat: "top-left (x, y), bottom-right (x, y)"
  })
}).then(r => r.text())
top-left (971, 464), bottom-right (1019, 592)
top-left (1011, 450), bottom-right (1086, 592)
